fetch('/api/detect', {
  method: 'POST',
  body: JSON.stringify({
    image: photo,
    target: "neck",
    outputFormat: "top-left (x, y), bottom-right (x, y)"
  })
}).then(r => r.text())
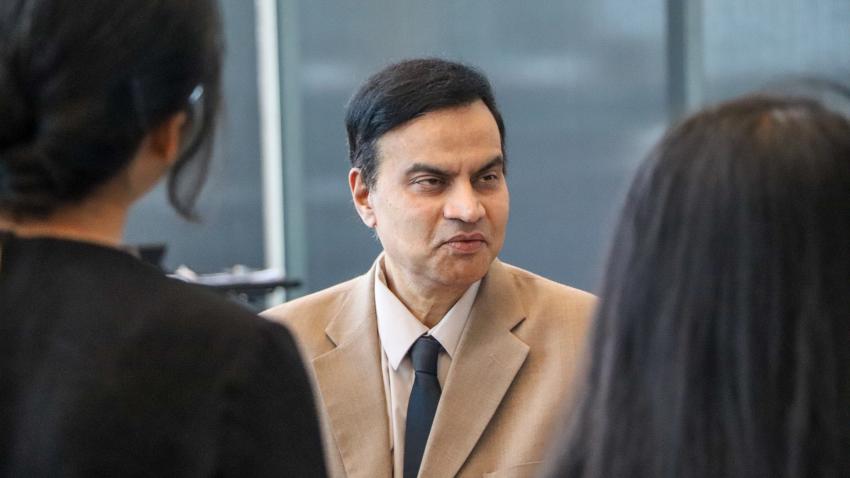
top-left (2, 198), bottom-right (130, 248)
top-left (382, 258), bottom-right (469, 328)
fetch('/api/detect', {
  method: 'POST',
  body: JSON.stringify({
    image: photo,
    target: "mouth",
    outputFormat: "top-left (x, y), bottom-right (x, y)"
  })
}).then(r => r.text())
top-left (442, 233), bottom-right (487, 254)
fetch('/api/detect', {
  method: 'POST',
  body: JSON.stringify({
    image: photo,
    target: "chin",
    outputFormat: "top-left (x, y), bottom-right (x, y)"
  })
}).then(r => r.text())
top-left (437, 262), bottom-right (491, 288)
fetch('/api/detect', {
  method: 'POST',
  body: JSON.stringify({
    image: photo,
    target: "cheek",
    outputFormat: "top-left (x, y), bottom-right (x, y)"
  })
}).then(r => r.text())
top-left (403, 207), bottom-right (438, 240)
top-left (374, 194), bottom-right (444, 246)
top-left (375, 200), bottom-right (425, 239)
top-left (486, 196), bottom-right (510, 229)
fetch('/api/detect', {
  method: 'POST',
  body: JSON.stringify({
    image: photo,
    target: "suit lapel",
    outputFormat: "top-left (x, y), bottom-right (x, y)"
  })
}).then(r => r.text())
top-left (311, 263), bottom-right (393, 478)
top-left (418, 260), bottom-right (529, 478)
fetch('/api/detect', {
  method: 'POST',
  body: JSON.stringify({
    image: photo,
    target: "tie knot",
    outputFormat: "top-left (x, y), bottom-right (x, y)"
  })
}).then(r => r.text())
top-left (410, 335), bottom-right (441, 375)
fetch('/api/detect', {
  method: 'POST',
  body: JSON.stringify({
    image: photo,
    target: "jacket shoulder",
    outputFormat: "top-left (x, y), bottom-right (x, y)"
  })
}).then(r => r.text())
top-left (498, 261), bottom-right (596, 312)
top-left (261, 276), bottom-right (362, 354)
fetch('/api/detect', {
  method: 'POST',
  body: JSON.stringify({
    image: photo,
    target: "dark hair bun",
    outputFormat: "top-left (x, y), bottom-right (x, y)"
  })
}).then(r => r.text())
top-left (0, 142), bottom-right (74, 218)
top-left (0, 60), bottom-right (62, 217)
top-left (0, 62), bottom-right (34, 147)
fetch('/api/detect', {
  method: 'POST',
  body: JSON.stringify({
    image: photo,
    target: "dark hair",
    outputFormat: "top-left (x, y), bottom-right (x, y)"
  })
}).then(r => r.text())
top-left (545, 94), bottom-right (850, 477)
top-left (0, 0), bottom-right (222, 219)
top-left (345, 58), bottom-right (505, 189)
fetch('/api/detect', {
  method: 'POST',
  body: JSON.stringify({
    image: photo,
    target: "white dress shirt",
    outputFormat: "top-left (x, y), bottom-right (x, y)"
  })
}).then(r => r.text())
top-left (374, 261), bottom-right (481, 478)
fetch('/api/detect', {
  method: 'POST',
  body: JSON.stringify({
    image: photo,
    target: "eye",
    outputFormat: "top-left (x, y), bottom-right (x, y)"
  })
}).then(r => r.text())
top-left (411, 176), bottom-right (446, 191)
top-left (415, 177), bottom-right (443, 185)
top-left (476, 171), bottom-right (502, 186)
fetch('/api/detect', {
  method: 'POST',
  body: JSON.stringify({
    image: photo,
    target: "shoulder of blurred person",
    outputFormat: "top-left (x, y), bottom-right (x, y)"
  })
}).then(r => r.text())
top-left (0, 0), bottom-right (326, 475)
top-left (0, 230), bottom-right (327, 477)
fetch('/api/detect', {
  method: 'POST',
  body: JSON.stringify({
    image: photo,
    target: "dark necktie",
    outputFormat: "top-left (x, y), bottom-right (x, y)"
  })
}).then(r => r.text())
top-left (403, 335), bottom-right (443, 478)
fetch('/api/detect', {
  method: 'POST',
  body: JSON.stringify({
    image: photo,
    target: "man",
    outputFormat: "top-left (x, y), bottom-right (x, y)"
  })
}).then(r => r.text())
top-left (264, 58), bottom-right (595, 478)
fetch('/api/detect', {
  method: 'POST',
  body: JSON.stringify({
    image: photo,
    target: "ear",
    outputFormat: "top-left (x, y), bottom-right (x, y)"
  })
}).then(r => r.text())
top-left (349, 168), bottom-right (376, 228)
top-left (145, 111), bottom-right (188, 166)
top-left (121, 111), bottom-right (189, 201)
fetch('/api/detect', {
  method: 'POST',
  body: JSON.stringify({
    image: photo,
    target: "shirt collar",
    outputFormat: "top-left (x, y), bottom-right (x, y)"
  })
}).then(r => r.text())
top-left (374, 259), bottom-right (481, 370)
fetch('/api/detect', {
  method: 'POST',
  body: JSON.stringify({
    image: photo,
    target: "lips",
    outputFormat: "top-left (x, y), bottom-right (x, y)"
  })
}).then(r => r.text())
top-left (443, 233), bottom-right (487, 253)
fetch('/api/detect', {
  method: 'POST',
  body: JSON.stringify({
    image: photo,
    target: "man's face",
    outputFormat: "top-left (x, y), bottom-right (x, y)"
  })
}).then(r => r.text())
top-left (351, 100), bottom-right (509, 291)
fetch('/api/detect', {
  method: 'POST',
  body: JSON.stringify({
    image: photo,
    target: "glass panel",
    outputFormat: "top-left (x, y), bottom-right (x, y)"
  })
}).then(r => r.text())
top-left (704, 0), bottom-right (850, 101)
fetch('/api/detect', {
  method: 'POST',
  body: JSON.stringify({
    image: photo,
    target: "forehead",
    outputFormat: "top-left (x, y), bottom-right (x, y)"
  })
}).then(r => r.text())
top-left (375, 100), bottom-right (503, 173)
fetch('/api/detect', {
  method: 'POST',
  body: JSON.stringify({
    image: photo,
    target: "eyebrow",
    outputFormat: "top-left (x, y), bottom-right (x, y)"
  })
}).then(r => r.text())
top-left (404, 156), bottom-right (504, 178)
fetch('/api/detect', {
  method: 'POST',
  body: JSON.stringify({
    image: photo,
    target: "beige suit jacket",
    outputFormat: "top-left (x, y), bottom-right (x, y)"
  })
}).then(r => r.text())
top-left (264, 258), bottom-right (595, 478)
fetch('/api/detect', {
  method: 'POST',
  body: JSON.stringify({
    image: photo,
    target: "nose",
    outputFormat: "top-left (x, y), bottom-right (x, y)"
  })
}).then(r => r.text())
top-left (443, 182), bottom-right (485, 223)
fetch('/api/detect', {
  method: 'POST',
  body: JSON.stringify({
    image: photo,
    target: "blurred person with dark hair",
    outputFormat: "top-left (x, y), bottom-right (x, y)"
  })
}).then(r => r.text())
top-left (264, 58), bottom-right (595, 478)
top-left (542, 93), bottom-right (850, 478)
top-left (0, 1), bottom-right (326, 476)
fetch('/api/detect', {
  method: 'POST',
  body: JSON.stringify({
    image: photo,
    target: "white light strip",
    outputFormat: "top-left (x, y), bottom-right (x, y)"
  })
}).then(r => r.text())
top-left (255, 0), bottom-right (285, 275)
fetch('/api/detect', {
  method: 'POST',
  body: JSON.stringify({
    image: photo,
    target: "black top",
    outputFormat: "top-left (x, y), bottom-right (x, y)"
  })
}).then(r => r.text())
top-left (0, 233), bottom-right (326, 477)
